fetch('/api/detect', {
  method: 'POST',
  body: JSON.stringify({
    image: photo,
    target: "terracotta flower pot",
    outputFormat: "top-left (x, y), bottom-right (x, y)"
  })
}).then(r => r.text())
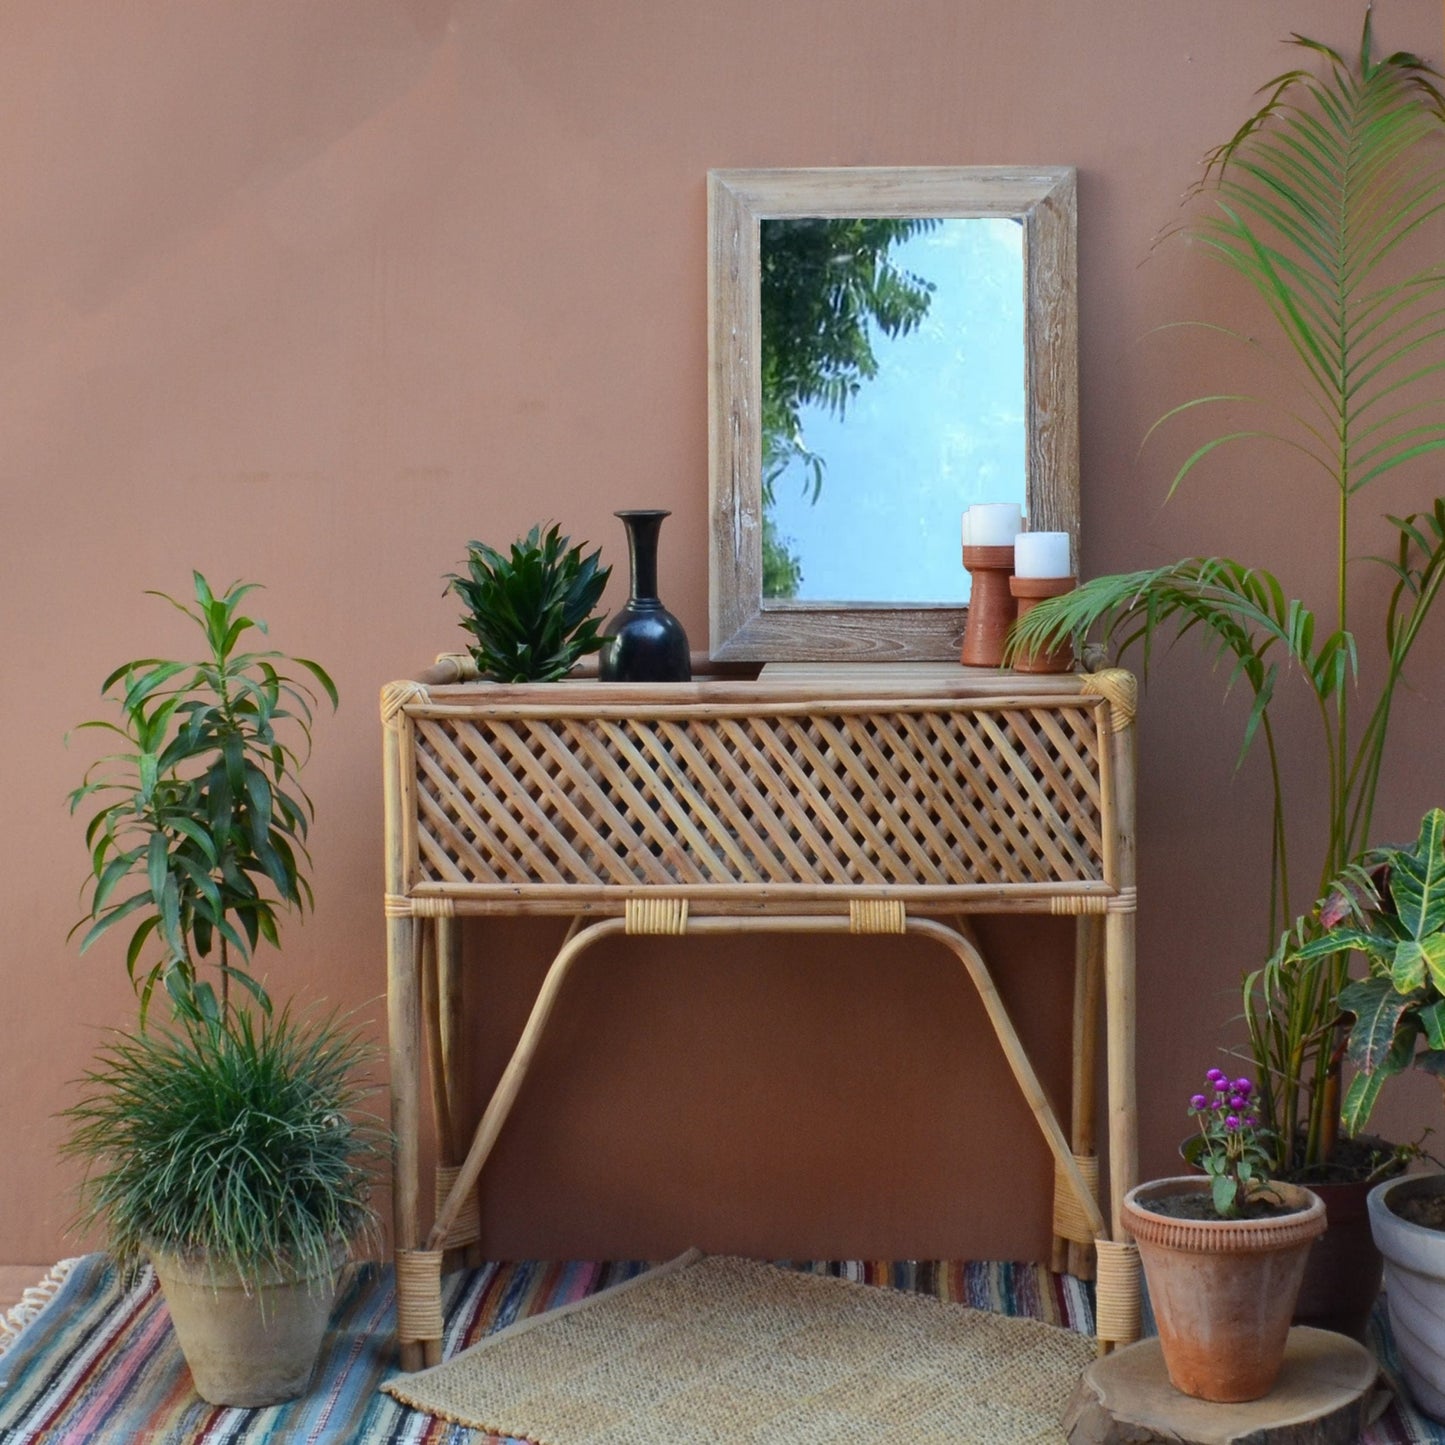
top-left (1368, 1173), bottom-right (1445, 1422)
top-left (1123, 1176), bottom-right (1326, 1402)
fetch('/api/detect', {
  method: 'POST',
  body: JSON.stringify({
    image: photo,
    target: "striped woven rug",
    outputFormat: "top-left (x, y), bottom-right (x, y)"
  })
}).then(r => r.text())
top-left (0, 1255), bottom-right (1434, 1442)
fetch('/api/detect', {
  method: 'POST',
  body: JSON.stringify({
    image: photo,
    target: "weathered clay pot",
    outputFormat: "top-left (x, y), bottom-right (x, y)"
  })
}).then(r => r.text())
top-left (1368, 1173), bottom-right (1445, 1422)
top-left (1123, 1176), bottom-right (1326, 1402)
top-left (149, 1247), bottom-right (343, 1406)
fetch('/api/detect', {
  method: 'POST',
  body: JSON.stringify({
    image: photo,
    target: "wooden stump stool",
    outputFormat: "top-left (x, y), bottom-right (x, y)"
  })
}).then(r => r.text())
top-left (1063, 1327), bottom-right (1382, 1444)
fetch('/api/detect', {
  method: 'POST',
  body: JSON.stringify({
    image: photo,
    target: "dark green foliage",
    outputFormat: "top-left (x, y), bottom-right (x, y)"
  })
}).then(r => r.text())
top-left (1006, 17), bottom-right (1445, 1175)
top-left (68, 574), bottom-right (338, 1025)
top-left (63, 1007), bottom-right (385, 1292)
top-left (447, 524), bottom-right (611, 682)
top-left (761, 514), bottom-right (804, 600)
top-left (1288, 810), bottom-right (1445, 1136)
top-left (760, 217), bottom-right (938, 506)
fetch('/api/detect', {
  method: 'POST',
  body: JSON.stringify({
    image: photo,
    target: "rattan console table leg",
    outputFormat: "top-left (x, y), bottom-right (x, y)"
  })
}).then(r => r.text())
top-left (1060, 914), bottom-right (1103, 1281)
top-left (386, 908), bottom-right (431, 1371)
top-left (391, 911), bottom-right (1124, 1370)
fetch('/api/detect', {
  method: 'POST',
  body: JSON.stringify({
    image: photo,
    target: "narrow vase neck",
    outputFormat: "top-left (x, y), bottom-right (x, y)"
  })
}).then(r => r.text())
top-left (618, 510), bottom-right (668, 603)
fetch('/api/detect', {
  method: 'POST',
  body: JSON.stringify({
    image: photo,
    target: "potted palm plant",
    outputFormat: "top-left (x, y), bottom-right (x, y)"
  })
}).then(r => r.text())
top-left (1009, 13), bottom-right (1445, 1334)
top-left (63, 573), bottom-right (381, 1406)
top-left (1282, 808), bottom-right (1445, 1418)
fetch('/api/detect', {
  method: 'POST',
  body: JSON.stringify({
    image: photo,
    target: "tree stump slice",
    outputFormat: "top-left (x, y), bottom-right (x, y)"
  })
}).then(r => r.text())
top-left (1063, 1327), bottom-right (1383, 1444)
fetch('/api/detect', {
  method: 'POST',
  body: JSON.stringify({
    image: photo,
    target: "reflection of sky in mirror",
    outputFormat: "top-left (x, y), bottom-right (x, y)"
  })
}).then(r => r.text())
top-left (766, 218), bottom-right (1025, 604)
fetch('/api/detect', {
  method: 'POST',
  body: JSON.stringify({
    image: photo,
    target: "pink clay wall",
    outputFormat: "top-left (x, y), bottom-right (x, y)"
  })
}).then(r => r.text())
top-left (3, 0), bottom-right (1444, 1267)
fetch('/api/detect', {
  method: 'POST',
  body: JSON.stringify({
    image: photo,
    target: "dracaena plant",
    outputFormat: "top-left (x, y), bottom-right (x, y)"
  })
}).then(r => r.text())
top-left (68, 573), bottom-right (337, 1024)
top-left (447, 523), bottom-right (610, 682)
top-left (1008, 15), bottom-right (1445, 1177)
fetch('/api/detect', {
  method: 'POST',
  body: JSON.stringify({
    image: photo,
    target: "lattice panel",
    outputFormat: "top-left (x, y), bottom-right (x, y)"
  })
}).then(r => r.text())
top-left (409, 703), bottom-right (1107, 893)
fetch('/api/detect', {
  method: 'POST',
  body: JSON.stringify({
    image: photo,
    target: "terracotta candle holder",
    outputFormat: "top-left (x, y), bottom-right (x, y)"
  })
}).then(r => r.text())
top-left (1009, 574), bottom-right (1077, 673)
top-left (960, 544), bottom-right (1018, 667)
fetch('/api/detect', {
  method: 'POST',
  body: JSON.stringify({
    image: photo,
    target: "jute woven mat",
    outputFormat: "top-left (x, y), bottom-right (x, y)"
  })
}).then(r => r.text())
top-left (383, 1250), bottom-right (1095, 1444)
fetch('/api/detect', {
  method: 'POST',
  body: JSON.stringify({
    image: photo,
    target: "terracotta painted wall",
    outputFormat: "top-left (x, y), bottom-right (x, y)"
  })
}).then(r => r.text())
top-left (4, 0), bottom-right (1444, 1267)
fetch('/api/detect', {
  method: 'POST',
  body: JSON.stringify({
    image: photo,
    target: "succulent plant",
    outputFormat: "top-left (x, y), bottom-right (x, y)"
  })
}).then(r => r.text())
top-left (447, 524), bottom-right (611, 682)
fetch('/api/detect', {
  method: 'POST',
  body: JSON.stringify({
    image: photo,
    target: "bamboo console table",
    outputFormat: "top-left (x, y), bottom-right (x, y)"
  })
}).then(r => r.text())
top-left (381, 662), bottom-right (1141, 1370)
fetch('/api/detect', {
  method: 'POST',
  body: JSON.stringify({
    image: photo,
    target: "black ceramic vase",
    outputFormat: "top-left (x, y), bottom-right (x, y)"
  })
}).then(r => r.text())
top-left (598, 509), bottom-right (691, 682)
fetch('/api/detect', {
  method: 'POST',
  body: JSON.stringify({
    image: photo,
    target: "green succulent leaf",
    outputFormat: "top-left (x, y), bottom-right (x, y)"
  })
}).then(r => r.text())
top-left (446, 524), bottom-right (612, 682)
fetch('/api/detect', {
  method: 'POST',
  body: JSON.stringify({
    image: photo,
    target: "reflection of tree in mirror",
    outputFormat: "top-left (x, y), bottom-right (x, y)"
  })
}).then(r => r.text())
top-left (760, 217), bottom-right (940, 597)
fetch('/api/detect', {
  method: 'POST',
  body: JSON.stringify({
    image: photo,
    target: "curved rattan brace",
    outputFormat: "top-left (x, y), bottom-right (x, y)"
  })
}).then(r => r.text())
top-left (849, 898), bottom-right (906, 934)
top-left (1052, 1152), bottom-right (1100, 1245)
top-left (1081, 669), bottom-right (1137, 733)
top-left (396, 1248), bottom-right (445, 1345)
top-left (435, 1164), bottom-right (482, 1248)
top-left (625, 897), bottom-right (689, 935)
top-left (425, 918), bottom-right (629, 1251)
top-left (910, 918), bottom-right (1110, 1243)
top-left (1093, 1239), bottom-right (1141, 1345)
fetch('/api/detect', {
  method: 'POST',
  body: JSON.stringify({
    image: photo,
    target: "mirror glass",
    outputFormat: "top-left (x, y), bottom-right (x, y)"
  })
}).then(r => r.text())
top-left (709, 167), bottom-right (1078, 662)
top-left (761, 216), bottom-right (1025, 606)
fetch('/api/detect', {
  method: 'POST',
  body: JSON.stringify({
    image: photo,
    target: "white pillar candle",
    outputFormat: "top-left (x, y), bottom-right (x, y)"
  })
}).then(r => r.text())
top-left (1014, 531), bottom-right (1072, 578)
top-left (969, 502), bottom-right (1023, 547)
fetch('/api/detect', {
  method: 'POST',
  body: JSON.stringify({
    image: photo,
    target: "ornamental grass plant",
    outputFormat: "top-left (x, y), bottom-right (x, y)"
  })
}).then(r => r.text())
top-left (62, 1006), bottom-right (385, 1294)
top-left (1009, 14), bottom-right (1445, 1181)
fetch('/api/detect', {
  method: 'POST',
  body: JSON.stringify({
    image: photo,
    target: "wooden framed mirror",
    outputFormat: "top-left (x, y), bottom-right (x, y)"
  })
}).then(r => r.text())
top-left (708, 166), bottom-right (1078, 661)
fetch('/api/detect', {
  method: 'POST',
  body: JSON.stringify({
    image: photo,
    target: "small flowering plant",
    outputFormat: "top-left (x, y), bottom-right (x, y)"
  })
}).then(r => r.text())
top-left (1190, 1069), bottom-right (1275, 1218)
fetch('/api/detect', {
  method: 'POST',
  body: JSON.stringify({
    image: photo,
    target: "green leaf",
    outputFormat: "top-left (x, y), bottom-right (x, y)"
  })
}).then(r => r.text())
top-left (1389, 809), bottom-right (1445, 940)
top-left (1341, 1020), bottom-right (1418, 1136)
top-left (145, 833), bottom-right (168, 909)
top-left (1420, 999), bottom-right (1445, 1051)
top-left (76, 891), bottom-right (152, 954)
top-left (1211, 1173), bottom-right (1237, 1217)
top-left (1392, 939), bottom-right (1428, 992)
top-left (1340, 975), bottom-right (1416, 1073)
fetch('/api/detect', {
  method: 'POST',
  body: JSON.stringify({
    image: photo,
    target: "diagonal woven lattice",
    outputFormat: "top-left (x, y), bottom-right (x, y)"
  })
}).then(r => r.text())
top-left (407, 701), bottom-right (1107, 895)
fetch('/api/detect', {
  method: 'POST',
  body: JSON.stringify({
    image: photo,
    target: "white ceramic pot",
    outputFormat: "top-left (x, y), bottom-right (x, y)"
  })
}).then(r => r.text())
top-left (1368, 1173), bottom-right (1445, 1422)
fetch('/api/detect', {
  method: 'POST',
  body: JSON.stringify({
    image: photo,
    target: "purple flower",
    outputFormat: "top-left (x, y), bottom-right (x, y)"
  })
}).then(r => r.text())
top-left (1225, 1115), bottom-right (1240, 1131)
top-left (1245, 1114), bottom-right (1258, 1127)
top-left (1206, 1068), bottom-right (1226, 1084)
top-left (1229, 1095), bottom-right (1246, 1109)
top-left (1190, 1094), bottom-right (1208, 1109)
top-left (1234, 1078), bottom-right (1253, 1096)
